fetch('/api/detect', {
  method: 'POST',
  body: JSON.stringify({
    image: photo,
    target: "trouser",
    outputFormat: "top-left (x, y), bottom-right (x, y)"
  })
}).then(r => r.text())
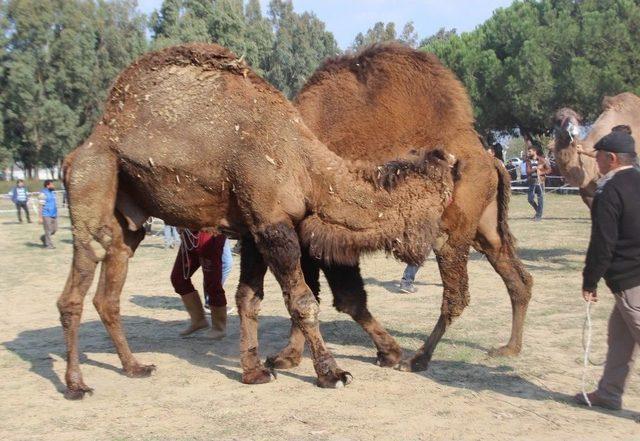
top-left (163, 225), bottom-right (180, 247)
top-left (170, 233), bottom-right (227, 307)
top-left (596, 286), bottom-right (640, 407)
top-left (527, 183), bottom-right (544, 218)
top-left (401, 264), bottom-right (419, 284)
top-left (42, 216), bottom-right (57, 247)
top-left (16, 201), bottom-right (30, 222)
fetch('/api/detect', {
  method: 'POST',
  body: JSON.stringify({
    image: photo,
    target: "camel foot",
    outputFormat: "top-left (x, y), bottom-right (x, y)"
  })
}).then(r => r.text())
top-left (397, 355), bottom-right (430, 372)
top-left (124, 363), bottom-right (157, 378)
top-left (265, 350), bottom-right (302, 370)
top-left (242, 366), bottom-right (276, 385)
top-left (316, 369), bottom-right (353, 389)
top-left (64, 384), bottom-right (94, 400)
top-left (375, 348), bottom-right (403, 368)
top-left (488, 345), bottom-right (520, 357)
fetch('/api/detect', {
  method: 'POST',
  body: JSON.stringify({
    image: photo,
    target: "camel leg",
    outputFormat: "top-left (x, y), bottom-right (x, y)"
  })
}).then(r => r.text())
top-left (236, 235), bottom-right (272, 384)
top-left (57, 244), bottom-right (99, 400)
top-left (324, 263), bottom-right (402, 367)
top-left (92, 213), bottom-right (155, 377)
top-left (267, 252), bottom-right (402, 369)
top-left (399, 242), bottom-right (470, 372)
top-left (253, 222), bottom-right (351, 388)
top-left (265, 248), bottom-right (319, 370)
top-left (474, 200), bottom-right (533, 357)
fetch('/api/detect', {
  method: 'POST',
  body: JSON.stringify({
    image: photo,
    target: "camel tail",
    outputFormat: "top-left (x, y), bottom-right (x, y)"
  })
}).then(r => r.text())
top-left (495, 159), bottom-right (516, 250)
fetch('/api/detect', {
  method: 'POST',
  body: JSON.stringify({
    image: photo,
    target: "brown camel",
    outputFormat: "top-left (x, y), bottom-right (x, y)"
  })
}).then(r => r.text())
top-left (265, 43), bottom-right (533, 372)
top-left (58, 43), bottom-right (459, 399)
top-left (552, 92), bottom-right (640, 208)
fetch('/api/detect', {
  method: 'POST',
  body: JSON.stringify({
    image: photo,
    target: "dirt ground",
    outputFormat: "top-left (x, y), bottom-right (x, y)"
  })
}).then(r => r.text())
top-left (0, 193), bottom-right (638, 441)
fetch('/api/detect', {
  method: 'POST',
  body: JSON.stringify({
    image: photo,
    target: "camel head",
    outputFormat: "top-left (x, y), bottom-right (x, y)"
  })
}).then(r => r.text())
top-left (551, 107), bottom-right (582, 152)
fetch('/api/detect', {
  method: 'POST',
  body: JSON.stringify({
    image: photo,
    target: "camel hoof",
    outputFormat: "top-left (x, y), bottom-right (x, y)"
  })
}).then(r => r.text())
top-left (317, 370), bottom-right (353, 389)
top-left (64, 385), bottom-right (93, 400)
top-left (242, 367), bottom-right (276, 385)
top-left (488, 345), bottom-right (520, 357)
top-left (124, 364), bottom-right (157, 378)
top-left (265, 353), bottom-right (302, 370)
top-left (397, 356), bottom-right (429, 372)
top-left (375, 350), bottom-right (403, 368)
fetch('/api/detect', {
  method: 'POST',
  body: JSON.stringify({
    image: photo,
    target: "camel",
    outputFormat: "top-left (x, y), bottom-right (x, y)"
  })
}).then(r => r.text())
top-left (551, 92), bottom-right (640, 208)
top-left (264, 43), bottom-right (533, 373)
top-left (58, 43), bottom-right (459, 399)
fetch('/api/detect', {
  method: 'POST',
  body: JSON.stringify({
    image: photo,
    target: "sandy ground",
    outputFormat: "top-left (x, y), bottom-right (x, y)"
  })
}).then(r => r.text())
top-left (0, 193), bottom-right (638, 441)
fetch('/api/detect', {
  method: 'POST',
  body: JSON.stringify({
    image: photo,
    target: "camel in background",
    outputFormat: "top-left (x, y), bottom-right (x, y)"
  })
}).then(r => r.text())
top-left (265, 43), bottom-right (533, 372)
top-left (58, 44), bottom-right (459, 399)
top-left (552, 92), bottom-right (640, 208)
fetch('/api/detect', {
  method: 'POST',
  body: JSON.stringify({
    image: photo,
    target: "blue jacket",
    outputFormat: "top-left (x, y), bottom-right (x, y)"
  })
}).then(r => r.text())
top-left (40, 188), bottom-right (58, 218)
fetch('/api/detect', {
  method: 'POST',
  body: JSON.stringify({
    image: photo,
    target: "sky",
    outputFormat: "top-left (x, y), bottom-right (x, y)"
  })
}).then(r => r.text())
top-left (137, 0), bottom-right (515, 49)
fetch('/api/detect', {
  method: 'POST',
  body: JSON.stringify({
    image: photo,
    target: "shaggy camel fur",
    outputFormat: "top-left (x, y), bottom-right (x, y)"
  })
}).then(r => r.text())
top-left (265, 43), bottom-right (533, 372)
top-left (552, 92), bottom-right (640, 208)
top-left (58, 43), bottom-right (458, 399)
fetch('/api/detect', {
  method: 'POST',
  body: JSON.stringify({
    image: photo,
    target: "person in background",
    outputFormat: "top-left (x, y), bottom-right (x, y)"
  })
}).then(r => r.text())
top-left (170, 229), bottom-right (229, 339)
top-left (38, 180), bottom-right (58, 249)
top-left (11, 179), bottom-right (31, 223)
top-left (163, 224), bottom-right (180, 249)
top-left (575, 128), bottom-right (640, 411)
top-left (399, 264), bottom-right (420, 293)
top-left (525, 144), bottom-right (551, 221)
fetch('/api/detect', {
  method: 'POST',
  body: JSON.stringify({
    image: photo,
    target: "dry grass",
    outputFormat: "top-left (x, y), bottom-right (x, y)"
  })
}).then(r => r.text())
top-left (0, 193), bottom-right (638, 441)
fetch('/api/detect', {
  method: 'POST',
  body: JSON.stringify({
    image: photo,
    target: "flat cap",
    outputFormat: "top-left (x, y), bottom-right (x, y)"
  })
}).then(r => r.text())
top-left (594, 130), bottom-right (635, 154)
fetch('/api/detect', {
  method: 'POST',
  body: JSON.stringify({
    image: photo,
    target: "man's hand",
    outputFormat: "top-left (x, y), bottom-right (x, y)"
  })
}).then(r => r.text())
top-left (582, 290), bottom-right (598, 303)
top-left (38, 216), bottom-right (43, 225)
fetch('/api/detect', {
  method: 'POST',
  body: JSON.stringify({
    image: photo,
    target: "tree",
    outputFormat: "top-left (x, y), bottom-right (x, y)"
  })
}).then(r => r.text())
top-left (422, 0), bottom-right (640, 135)
top-left (264, 0), bottom-right (338, 97)
top-left (350, 21), bottom-right (397, 52)
top-left (2, 0), bottom-right (147, 174)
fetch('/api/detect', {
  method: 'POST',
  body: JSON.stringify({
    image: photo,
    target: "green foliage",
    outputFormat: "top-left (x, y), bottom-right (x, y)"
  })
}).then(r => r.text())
top-left (422, 0), bottom-right (640, 135)
top-left (350, 20), bottom-right (419, 52)
top-left (149, 0), bottom-right (338, 98)
top-left (1, 0), bottom-right (146, 172)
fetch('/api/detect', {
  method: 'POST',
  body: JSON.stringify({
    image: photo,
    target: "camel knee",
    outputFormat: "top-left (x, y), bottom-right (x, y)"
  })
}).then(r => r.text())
top-left (291, 293), bottom-right (320, 325)
top-left (333, 294), bottom-right (369, 321)
top-left (254, 222), bottom-right (300, 275)
top-left (235, 286), bottom-right (262, 319)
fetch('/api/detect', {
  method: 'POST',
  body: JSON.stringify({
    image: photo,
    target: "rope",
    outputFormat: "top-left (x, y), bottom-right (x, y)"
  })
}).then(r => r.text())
top-left (581, 300), bottom-right (594, 407)
top-left (179, 229), bottom-right (199, 280)
top-left (582, 300), bottom-right (605, 366)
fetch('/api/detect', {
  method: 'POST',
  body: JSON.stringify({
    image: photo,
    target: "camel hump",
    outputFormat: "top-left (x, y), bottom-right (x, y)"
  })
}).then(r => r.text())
top-left (602, 92), bottom-right (640, 111)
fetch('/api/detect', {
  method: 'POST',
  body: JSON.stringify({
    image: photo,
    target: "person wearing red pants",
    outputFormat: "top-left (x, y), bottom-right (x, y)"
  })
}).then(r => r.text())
top-left (171, 229), bottom-right (227, 339)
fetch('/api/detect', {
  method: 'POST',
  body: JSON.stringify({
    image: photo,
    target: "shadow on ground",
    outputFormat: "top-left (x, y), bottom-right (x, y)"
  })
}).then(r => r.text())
top-left (2, 316), bottom-right (637, 422)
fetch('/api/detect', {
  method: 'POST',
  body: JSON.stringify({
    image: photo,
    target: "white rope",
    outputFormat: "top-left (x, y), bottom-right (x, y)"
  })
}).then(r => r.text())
top-left (581, 300), bottom-right (593, 407)
top-left (179, 229), bottom-right (199, 280)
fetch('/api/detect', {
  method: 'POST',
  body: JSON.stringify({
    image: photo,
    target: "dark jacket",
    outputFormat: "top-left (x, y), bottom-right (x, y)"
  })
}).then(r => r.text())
top-left (583, 167), bottom-right (640, 292)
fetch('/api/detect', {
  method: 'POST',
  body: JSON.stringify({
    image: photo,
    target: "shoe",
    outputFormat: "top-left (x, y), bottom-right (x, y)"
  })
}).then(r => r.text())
top-left (40, 235), bottom-right (46, 246)
top-left (399, 282), bottom-right (417, 294)
top-left (46, 245), bottom-right (56, 250)
top-left (574, 391), bottom-right (621, 410)
top-left (207, 306), bottom-right (227, 340)
top-left (179, 291), bottom-right (209, 336)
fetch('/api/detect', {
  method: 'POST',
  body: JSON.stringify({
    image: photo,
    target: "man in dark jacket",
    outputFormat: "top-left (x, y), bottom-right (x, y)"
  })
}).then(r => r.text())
top-left (576, 127), bottom-right (640, 410)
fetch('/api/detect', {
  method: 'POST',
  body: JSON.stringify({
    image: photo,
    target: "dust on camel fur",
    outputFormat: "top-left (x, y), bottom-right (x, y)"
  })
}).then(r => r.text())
top-left (59, 43), bottom-right (459, 399)
top-left (264, 42), bottom-right (533, 373)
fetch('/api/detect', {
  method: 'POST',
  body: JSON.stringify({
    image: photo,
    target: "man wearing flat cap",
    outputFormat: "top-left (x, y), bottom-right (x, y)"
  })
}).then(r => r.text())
top-left (576, 125), bottom-right (640, 410)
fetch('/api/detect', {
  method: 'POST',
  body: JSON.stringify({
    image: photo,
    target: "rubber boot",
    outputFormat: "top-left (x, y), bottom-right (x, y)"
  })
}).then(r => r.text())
top-left (179, 291), bottom-right (209, 336)
top-left (207, 306), bottom-right (227, 340)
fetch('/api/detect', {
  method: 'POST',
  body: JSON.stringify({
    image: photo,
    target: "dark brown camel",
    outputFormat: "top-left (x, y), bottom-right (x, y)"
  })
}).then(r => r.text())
top-left (552, 92), bottom-right (640, 208)
top-left (265, 43), bottom-right (533, 372)
top-left (58, 43), bottom-right (458, 399)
